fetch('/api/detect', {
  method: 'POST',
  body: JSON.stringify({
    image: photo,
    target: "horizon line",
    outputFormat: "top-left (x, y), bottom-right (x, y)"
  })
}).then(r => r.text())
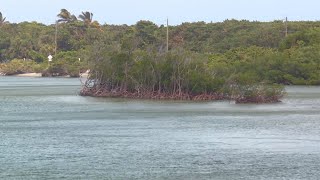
top-left (3, 17), bottom-right (320, 26)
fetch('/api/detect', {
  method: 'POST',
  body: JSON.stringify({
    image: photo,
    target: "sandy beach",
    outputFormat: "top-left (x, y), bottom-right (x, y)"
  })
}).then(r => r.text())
top-left (15, 73), bottom-right (42, 77)
top-left (0, 69), bottom-right (89, 78)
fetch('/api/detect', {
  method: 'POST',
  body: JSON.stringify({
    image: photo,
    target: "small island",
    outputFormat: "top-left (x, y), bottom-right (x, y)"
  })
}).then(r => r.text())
top-left (79, 50), bottom-right (286, 104)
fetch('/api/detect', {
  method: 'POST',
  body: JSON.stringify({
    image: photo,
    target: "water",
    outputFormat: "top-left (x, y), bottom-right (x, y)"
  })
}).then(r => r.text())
top-left (1, 76), bottom-right (320, 179)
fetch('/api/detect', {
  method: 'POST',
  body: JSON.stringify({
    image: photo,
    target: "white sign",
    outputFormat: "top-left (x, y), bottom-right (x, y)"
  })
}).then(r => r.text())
top-left (48, 55), bottom-right (53, 62)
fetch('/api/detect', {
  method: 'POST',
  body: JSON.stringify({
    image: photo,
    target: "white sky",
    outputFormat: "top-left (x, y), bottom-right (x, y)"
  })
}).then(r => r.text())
top-left (0, 0), bottom-right (319, 25)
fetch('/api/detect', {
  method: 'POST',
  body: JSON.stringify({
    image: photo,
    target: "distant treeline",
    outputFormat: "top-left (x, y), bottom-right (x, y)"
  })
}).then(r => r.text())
top-left (2, 18), bottom-right (320, 58)
top-left (1, 10), bottom-right (320, 102)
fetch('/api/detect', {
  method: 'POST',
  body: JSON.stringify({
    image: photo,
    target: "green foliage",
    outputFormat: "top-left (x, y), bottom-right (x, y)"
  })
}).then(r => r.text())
top-left (280, 28), bottom-right (320, 50)
top-left (28, 50), bottom-right (45, 63)
top-left (233, 83), bottom-right (285, 104)
top-left (43, 61), bottom-right (68, 77)
top-left (135, 21), bottom-right (158, 48)
top-left (0, 59), bottom-right (38, 75)
top-left (42, 51), bottom-right (82, 77)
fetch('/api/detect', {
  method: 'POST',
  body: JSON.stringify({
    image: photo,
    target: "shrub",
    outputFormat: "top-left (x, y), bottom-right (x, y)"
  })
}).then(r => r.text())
top-left (0, 59), bottom-right (38, 75)
top-left (234, 84), bottom-right (285, 104)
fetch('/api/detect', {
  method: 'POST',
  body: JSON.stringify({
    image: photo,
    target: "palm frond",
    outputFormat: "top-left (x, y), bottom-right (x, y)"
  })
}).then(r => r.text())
top-left (0, 12), bottom-right (8, 25)
top-left (79, 11), bottom-right (93, 24)
top-left (57, 9), bottom-right (77, 23)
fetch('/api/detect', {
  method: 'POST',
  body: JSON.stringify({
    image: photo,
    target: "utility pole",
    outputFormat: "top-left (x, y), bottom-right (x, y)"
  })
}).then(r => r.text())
top-left (285, 17), bottom-right (288, 37)
top-left (54, 20), bottom-right (58, 57)
top-left (167, 18), bottom-right (169, 52)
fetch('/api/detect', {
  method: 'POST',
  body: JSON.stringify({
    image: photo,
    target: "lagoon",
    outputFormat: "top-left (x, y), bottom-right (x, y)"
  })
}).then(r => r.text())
top-left (1, 76), bottom-right (320, 179)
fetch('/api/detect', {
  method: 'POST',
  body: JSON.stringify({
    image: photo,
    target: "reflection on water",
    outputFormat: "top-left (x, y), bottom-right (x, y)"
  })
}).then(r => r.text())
top-left (1, 76), bottom-right (320, 179)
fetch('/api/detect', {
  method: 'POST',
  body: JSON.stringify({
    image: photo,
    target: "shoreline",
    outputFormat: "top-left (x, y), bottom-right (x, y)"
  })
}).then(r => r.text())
top-left (0, 72), bottom-right (89, 78)
top-left (79, 87), bottom-right (225, 101)
top-left (79, 86), bottom-right (284, 104)
top-left (15, 73), bottom-right (42, 77)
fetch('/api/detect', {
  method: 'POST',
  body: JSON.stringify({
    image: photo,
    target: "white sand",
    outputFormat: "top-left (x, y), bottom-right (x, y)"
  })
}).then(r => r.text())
top-left (15, 73), bottom-right (42, 77)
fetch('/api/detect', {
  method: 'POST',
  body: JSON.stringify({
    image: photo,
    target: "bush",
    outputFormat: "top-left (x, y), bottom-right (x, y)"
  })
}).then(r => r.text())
top-left (234, 84), bottom-right (285, 104)
top-left (42, 61), bottom-right (68, 77)
top-left (0, 59), bottom-right (38, 75)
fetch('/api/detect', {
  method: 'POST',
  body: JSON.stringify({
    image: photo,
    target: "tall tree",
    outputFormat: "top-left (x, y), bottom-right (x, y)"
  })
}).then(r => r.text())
top-left (78, 11), bottom-right (101, 29)
top-left (57, 9), bottom-right (77, 23)
top-left (78, 11), bottom-right (93, 25)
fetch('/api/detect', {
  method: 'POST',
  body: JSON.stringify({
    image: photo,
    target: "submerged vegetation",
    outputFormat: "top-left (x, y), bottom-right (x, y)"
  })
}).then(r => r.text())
top-left (1, 10), bottom-right (319, 102)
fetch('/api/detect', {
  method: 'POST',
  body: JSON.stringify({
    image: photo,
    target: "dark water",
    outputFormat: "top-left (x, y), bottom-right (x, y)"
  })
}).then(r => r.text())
top-left (1, 76), bottom-right (320, 179)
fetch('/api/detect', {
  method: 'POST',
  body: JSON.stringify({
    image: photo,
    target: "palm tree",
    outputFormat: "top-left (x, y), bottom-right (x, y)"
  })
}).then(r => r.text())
top-left (57, 9), bottom-right (77, 23)
top-left (0, 12), bottom-right (8, 26)
top-left (78, 11), bottom-right (93, 26)
top-left (78, 11), bottom-right (102, 30)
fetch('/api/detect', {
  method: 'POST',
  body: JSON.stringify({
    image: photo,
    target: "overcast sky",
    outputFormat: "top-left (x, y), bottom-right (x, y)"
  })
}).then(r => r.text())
top-left (0, 0), bottom-right (319, 25)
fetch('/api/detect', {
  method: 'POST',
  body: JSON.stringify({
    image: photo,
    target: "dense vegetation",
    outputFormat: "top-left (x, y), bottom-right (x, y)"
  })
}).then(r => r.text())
top-left (1, 10), bottom-right (319, 102)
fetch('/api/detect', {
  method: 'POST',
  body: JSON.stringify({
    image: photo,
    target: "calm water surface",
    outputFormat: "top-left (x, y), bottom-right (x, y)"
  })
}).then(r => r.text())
top-left (1, 76), bottom-right (320, 179)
